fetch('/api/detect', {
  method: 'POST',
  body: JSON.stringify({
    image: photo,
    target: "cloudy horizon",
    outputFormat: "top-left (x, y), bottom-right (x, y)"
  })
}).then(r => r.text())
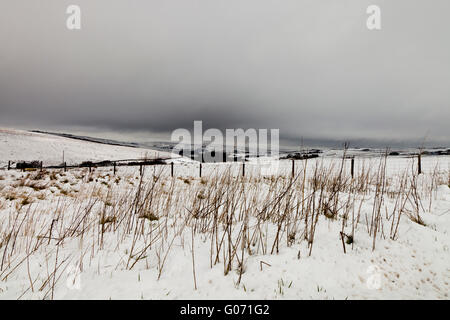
top-left (1, 0), bottom-right (449, 148)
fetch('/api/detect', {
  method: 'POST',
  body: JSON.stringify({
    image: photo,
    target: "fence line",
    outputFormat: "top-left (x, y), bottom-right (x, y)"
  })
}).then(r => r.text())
top-left (0, 154), bottom-right (428, 178)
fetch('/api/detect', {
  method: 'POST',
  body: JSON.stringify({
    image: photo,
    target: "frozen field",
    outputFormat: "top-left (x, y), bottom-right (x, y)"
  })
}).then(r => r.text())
top-left (0, 129), bottom-right (175, 167)
top-left (0, 130), bottom-right (449, 300)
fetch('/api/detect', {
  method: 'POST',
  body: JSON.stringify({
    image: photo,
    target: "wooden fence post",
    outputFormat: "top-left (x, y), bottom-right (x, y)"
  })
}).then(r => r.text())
top-left (292, 159), bottom-right (295, 177)
top-left (113, 162), bottom-right (116, 175)
top-left (242, 162), bottom-right (245, 177)
top-left (171, 162), bottom-right (174, 177)
top-left (7, 161), bottom-right (10, 171)
top-left (351, 158), bottom-right (354, 178)
top-left (40, 161), bottom-right (43, 172)
top-left (199, 163), bottom-right (202, 178)
top-left (140, 164), bottom-right (143, 176)
top-left (64, 162), bottom-right (67, 172)
top-left (89, 164), bottom-right (91, 173)
top-left (418, 153), bottom-right (422, 175)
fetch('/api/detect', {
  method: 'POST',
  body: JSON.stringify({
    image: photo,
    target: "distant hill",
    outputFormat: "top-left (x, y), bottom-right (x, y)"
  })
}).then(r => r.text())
top-left (0, 128), bottom-right (176, 168)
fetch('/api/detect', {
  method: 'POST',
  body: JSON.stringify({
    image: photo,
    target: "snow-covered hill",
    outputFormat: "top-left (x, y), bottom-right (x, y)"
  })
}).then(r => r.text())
top-left (0, 128), bottom-right (177, 168)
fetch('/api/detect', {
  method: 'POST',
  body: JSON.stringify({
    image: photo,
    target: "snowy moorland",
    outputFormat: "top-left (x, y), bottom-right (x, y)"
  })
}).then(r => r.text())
top-left (0, 128), bottom-right (175, 167)
top-left (0, 130), bottom-right (449, 300)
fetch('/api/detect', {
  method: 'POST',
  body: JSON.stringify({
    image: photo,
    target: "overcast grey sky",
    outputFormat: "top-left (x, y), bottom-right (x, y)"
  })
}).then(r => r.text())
top-left (0, 0), bottom-right (449, 146)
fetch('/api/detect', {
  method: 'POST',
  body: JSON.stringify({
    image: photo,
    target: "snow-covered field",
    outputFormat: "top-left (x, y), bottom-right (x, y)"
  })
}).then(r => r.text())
top-left (0, 129), bottom-right (176, 168)
top-left (0, 130), bottom-right (449, 300)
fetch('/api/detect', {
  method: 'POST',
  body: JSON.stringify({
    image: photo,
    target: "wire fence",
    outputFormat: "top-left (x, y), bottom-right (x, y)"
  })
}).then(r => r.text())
top-left (0, 153), bottom-right (429, 178)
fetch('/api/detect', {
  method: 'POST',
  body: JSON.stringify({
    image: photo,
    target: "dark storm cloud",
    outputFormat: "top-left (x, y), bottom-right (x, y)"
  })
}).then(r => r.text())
top-left (0, 0), bottom-right (449, 145)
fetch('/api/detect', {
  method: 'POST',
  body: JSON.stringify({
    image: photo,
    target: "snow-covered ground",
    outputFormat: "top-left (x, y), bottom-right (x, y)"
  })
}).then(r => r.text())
top-left (0, 129), bottom-right (448, 300)
top-left (0, 128), bottom-right (178, 168)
